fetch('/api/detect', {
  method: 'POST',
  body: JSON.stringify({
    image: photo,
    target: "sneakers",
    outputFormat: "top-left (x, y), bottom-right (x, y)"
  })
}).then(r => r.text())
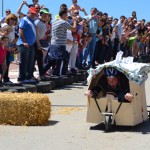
top-left (3, 80), bottom-right (13, 85)
top-left (70, 68), bottom-right (77, 75)
top-left (20, 79), bottom-right (36, 84)
top-left (81, 64), bottom-right (88, 70)
top-left (0, 81), bottom-right (3, 87)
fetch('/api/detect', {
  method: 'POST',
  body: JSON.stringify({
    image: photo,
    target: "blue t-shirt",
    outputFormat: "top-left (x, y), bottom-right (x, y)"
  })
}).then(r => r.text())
top-left (84, 15), bottom-right (98, 34)
top-left (17, 16), bottom-right (36, 46)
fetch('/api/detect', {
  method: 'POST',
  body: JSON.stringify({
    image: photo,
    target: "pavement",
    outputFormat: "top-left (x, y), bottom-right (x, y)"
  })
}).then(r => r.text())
top-left (0, 63), bottom-right (150, 150)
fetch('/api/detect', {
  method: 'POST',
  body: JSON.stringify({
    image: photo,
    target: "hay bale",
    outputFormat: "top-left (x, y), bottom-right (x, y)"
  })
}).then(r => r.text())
top-left (0, 93), bottom-right (51, 126)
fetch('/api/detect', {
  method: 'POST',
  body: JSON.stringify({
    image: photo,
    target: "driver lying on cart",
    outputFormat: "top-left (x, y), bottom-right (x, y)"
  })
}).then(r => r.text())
top-left (85, 67), bottom-right (133, 102)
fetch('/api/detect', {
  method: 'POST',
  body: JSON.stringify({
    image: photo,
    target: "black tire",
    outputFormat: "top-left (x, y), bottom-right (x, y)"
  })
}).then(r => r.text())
top-left (0, 87), bottom-right (9, 92)
top-left (62, 75), bottom-right (73, 85)
top-left (50, 76), bottom-right (64, 88)
top-left (3, 83), bottom-right (23, 87)
top-left (22, 84), bottom-right (37, 93)
top-left (78, 70), bottom-right (88, 77)
top-left (4, 86), bottom-right (27, 93)
top-left (72, 74), bottom-right (78, 83)
top-left (105, 115), bottom-right (112, 132)
top-left (77, 72), bottom-right (87, 81)
top-left (6, 89), bottom-right (18, 93)
top-left (36, 81), bottom-right (52, 93)
top-left (49, 81), bottom-right (56, 90)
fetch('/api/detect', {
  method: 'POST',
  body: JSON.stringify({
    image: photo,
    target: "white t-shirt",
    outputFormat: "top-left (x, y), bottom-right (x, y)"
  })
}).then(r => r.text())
top-left (66, 30), bottom-right (73, 53)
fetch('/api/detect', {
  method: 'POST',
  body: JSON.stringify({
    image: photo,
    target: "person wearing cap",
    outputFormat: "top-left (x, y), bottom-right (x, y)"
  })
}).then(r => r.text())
top-left (17, 7), bottom-right (38, 83)
top-left (85, 67), bottom-right (133, 102)
top-left (33, 8), bottom-right (50, 81)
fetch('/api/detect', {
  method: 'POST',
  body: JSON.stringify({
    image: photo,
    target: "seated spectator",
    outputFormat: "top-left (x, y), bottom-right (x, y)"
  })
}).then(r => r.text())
top-left (69, 0), bottom-right (87, 16)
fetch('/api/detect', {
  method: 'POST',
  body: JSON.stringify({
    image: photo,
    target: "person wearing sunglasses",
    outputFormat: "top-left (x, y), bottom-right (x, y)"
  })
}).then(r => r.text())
top-left (0, 9), bottom-right (11, 24)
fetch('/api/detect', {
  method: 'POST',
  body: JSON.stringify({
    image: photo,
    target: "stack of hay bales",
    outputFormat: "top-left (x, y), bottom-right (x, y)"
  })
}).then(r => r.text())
top-left (0, 93), bottom-right (51, 126)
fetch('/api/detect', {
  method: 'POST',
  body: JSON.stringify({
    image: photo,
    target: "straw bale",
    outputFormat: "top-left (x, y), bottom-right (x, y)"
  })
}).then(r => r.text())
top-left (0, 93), bottom-right (51, 126)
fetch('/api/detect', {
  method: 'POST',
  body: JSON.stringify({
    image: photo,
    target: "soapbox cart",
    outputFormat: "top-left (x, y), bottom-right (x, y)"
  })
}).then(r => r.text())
top-left (86, 61), bottom-right (150, 132)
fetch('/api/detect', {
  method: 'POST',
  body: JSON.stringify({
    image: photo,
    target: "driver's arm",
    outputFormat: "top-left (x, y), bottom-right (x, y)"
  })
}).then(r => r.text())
top-left (91, 84), bottom-right (103, 98)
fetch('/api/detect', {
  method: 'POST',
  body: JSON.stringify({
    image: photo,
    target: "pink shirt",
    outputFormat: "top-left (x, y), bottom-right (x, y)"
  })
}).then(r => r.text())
top-left (0, 45), bottom-right (7, 64)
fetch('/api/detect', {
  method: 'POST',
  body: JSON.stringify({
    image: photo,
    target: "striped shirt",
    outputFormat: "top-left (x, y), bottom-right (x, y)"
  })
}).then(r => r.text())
top-left (35, 19), bottom-right (47, 40)
top-left (51, 19), bottom-right (71, 46)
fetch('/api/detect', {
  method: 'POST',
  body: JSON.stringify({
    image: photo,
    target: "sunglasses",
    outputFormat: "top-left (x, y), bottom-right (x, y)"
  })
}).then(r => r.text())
top-left (6, 11), bottom-right (10, 13)
top-left (11, 18), bottom-right (17, 21)
top-left (74, 12), bottom-right (79, 15)
top-left (35, 7), bottom-right (40, 10)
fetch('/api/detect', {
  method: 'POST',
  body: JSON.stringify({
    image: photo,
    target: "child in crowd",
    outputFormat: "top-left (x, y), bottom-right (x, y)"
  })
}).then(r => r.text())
top-left (69, 0), bottom-right (84, 15)
top-left (0, 36), bottom-right (9, 86)
top-left (0, 24), bottom-right (12, 37)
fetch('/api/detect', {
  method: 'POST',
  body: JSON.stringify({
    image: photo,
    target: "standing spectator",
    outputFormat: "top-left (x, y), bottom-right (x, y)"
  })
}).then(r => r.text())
top-left (112, 18), bottom-right (118, 28)
top-left (42, 13), bottom-right (52, 62)
top-left (55, 4), bottom-right (68, 19)
top-left (92, 18), bottom-right (105, 66)
top-left (0, 36), bottom-right (9, 86)
top-left (42, 9), bottom-right (77, 77)
top-left (82, 7), bottom-right (99, 68)
top-left (0, 9), bottom-right (11, 24)
top-left (33, 8), bottom-right (50, 80)
top-left (17, 7), bottom-right (38, 83)
top-left (1, 14), bottom-right (18, 84)
top-left (131, 11), bottom-right (137, 20)
top-left (116, 15), bottom-right (125, 51)
top-left (69, 16), bottom-right (83, 74)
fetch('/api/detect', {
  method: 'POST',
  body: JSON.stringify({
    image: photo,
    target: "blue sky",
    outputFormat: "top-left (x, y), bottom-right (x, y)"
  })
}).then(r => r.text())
top-left (0, 0), bottom-right (150, 21)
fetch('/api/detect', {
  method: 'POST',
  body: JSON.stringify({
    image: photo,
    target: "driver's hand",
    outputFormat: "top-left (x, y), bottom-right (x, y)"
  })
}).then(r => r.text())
top-left (125, 93), bottom-right (134, 102)
top-left (84, 90), bottom-right (93, 97)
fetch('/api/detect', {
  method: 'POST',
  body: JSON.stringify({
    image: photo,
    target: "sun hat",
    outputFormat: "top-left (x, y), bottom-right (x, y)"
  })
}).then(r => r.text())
top-left (40, 8), bottom-right (51, 14)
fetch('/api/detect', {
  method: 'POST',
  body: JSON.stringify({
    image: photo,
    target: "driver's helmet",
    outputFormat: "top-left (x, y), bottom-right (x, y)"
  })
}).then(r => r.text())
top-left (104, 67), bottom-right (118, 78)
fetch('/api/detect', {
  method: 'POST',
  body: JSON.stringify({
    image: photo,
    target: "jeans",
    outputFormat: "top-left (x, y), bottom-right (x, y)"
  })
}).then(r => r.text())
top-left (43, 58), bottom-right (64, 76)
top-left (32, 43), bottom-right (44, 77)
top-left (82, 33), bottom-right (96, 67)
top-left (76, 51), bottom-right (83, 69)
top-left (18, 44), bottom-right (35, 81)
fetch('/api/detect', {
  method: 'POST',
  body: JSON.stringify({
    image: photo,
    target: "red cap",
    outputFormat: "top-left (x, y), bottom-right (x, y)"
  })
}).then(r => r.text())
top-left (29, 7), bottom-right (38, 15)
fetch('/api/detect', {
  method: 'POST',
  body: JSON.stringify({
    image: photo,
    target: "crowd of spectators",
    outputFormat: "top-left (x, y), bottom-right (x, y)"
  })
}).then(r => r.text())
top-left (0, 0), bottom-right (150, 85)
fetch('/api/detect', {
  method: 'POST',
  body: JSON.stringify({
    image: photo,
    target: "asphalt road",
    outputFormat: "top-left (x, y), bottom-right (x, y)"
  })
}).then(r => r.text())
top-left (0, 74), bottom-right (150, 150)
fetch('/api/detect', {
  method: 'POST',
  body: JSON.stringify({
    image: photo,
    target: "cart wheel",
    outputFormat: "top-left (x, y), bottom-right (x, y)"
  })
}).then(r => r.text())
top-left (105, 115), bottom-right (112, 132)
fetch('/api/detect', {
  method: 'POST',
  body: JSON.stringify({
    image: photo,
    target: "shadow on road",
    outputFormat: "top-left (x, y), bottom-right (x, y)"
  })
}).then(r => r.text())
top-left (45, 120), bottom-right (60, 126)
top-left (90, 120), bottom-right (150, 134)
